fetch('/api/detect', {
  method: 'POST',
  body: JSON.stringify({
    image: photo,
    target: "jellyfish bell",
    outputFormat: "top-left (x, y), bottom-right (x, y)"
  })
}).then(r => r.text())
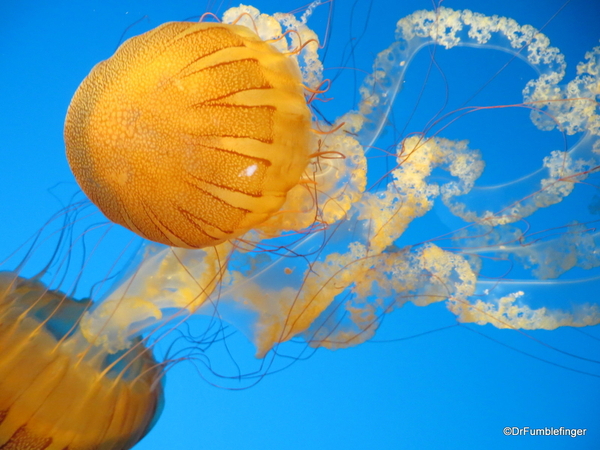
top-left (0, 269), bottom-right (164, 449)
top-left (64, 12), bottom-right (319, 249)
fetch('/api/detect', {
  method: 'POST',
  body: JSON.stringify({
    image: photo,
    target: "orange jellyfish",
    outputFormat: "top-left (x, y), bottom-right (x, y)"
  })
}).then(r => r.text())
top-left (64, 2), bottom-right (600, 356)
top-left (0, 272), bottom-right (163, 449)
top-left (1, 1), bottom-right (600, 449)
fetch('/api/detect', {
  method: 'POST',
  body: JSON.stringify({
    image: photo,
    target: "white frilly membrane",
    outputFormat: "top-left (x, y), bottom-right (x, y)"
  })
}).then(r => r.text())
top-left (80, 5), bottom-right (600, 357)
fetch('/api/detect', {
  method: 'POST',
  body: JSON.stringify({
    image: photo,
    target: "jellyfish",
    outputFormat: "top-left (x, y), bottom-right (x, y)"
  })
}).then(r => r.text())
top-left (1, 0), bottom-right (600, 449)
top-left (0, 272), bottom-right (163, 449)
top-left (64, 2), bottom-right (600, 355)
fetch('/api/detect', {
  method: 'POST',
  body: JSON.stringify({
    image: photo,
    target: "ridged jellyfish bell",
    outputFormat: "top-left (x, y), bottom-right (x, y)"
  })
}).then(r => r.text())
top-left (0, 271), bottom-right (164, 449)
top-left (64, 19), bottom-right (315, 248)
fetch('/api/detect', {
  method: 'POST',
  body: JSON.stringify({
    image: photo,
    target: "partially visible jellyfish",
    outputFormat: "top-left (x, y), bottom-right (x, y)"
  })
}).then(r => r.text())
top-left (1, 0), bottom-right (599, 449)
top-left (0, 272), bottom-right (163, 449)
